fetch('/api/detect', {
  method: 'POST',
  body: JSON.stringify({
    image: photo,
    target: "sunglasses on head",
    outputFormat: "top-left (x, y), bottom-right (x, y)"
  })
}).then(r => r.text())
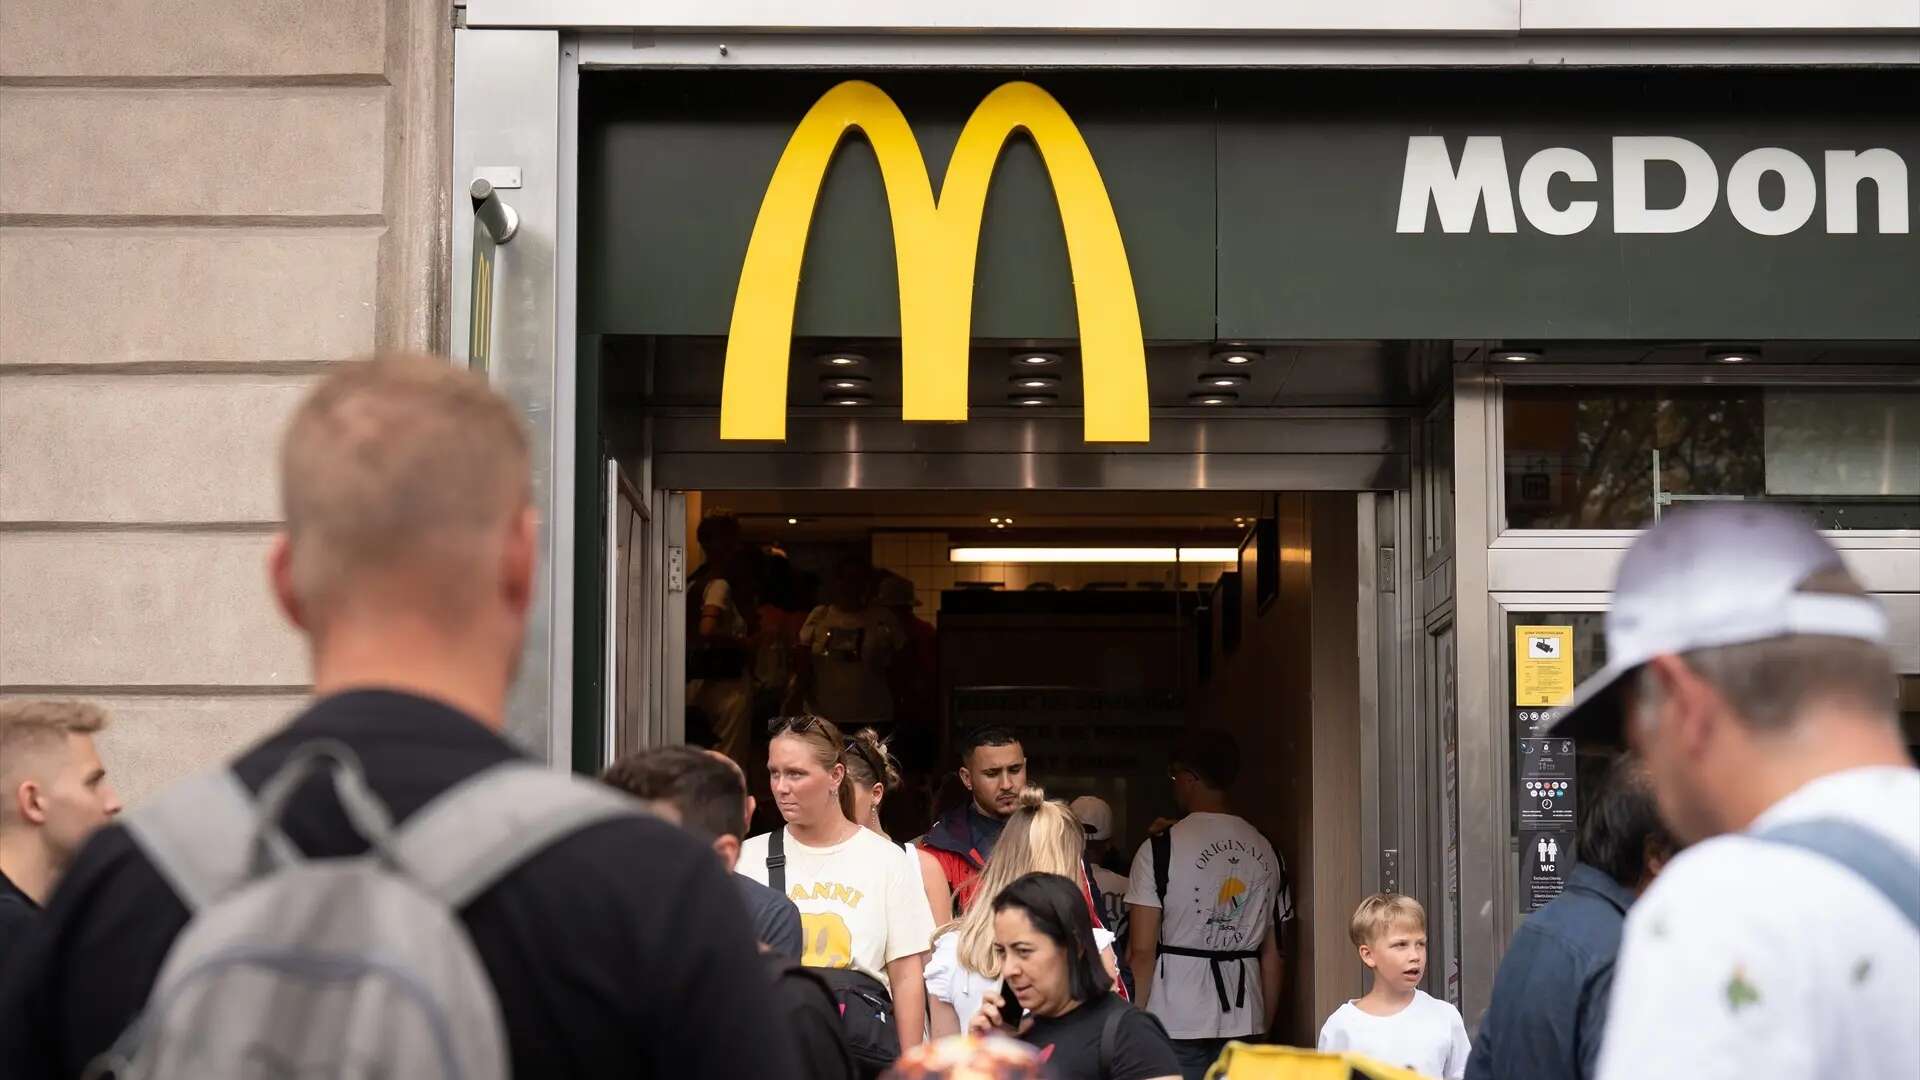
top-left (767, 714), bottom-right (829, 737)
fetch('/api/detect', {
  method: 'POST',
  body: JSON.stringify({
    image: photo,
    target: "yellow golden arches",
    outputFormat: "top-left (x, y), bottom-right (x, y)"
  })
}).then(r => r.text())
top-left (720, 80), bottom-right (1150, 443)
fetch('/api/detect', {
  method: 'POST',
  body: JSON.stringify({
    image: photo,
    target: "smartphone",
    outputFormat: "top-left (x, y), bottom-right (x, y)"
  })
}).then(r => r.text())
top-left (997, 980), bottom-right (1025, 1028)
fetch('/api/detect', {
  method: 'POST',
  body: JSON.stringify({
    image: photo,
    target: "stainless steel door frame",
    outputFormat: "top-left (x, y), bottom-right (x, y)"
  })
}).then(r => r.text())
top-left (452, 28), bottom-right (573, 762)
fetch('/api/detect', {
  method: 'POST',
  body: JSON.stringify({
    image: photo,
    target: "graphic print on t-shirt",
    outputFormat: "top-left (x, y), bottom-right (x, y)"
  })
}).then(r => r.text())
top-left (1192, 839), bottom-right (1275, 950)
top-left (800, 912), bottom-right (854, 969)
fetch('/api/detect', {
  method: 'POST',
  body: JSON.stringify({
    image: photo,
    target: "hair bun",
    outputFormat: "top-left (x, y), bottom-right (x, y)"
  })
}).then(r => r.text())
top-left (1016, 786), bottom-right (1048, 813)
top-left (847, 726), bottom-right (903, 789)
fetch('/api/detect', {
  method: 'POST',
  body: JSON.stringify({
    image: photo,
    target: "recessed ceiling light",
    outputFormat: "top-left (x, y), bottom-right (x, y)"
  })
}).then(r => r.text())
top-left (820, 374), bottom-right (871, 391)
top-left (1496, 350), bottom-right (1544, 363)
top-left (1189, 392), bottom-right (1238, 406)
top-left (828, 394), bottom-right (871, 407)
top-left (787, 517), bottom-right (799, 525)
top-left (1212, 348), bottom-right (1261, 366)
top-left (1708, 348), bottom-right (1760, 365)
top-left (1011, 393), bottom-right (1058, 407)
top-left (1201, 373), bottom-right (1250, 389)
top-left (990, 517), bottom-right (1001, 524)
top-left (1009, 374), bottom-right (1061, 390)
top-left (1013, 352), bottom-right (1062, 368)
top-left (818, 352), bottom-right (867, 369)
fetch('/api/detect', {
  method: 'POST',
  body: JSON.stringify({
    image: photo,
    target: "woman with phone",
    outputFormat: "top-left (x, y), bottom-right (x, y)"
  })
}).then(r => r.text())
top-left (970, 873), bottom-right (1180, 1080)
top-left (924, 789), bottom-right (1120, 1037)
top-left (738, 714), bottom-right (937, 1073)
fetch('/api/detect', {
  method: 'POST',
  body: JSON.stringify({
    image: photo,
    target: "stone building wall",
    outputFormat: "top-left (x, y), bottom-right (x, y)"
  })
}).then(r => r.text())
top-left (1, 0), bottom-right (452, 802)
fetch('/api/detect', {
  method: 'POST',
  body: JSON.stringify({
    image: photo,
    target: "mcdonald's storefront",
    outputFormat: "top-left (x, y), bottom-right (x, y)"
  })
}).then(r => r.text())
top-left (450, 24), bottom-right (1920, 1033)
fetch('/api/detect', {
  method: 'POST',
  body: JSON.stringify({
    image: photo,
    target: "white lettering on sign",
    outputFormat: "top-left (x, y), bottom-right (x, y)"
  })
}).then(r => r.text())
top-left (1397, 136), bottom-right (1911, 236)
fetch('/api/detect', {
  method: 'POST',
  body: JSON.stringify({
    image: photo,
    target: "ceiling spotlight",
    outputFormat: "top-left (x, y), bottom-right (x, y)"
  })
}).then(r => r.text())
top-left (990, 517), bottom-right (1001, 524)
top-left (1009, 374), bottom-right (1061, 390)
top-left (995, 522), bottom-right (1007, 529)
top-left (1708, 348), bottom-right (1760, 365)
top-left (1189, 392), bottom-right (1238, 406)
top-left (1011, 393), bottom-right (1058, 407)
top-left (817, 352), bottom-right (867, 369)
top-left (1212, 348), bottom-right (1262, 366)
top-left (828, 394), bottom-right (871, 407)
top-left (1013, 352), bottom-right (1062, 368)
top-left (787, 517), bottom-right (799, 525)
top-left (820, 374), bottom-right (871, 391)
top-left (1495, 349), bottom-right (1543, 363)
top-left (1201, 373), bottom-right (1250, 389)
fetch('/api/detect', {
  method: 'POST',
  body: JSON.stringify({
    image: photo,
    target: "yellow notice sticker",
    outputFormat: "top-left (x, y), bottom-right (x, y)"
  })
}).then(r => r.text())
top-left (1514, 625), bottom-right (1575, 707)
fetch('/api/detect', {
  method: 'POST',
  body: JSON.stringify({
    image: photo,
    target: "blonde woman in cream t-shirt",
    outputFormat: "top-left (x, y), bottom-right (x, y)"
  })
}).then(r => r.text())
top-left (737, 714), bottom-right (936, 1054)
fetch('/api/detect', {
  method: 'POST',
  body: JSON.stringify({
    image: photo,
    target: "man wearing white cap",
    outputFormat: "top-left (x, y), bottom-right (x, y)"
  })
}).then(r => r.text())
top-left (1071, 796), bottom-right (1134, 976)
top-left (1547, 506), bottom-right (1917, 1080)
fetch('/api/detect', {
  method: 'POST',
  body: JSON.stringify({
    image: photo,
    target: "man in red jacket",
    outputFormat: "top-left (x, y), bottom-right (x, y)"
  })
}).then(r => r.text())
top-left (919, 727), bottom-right (1027, 907)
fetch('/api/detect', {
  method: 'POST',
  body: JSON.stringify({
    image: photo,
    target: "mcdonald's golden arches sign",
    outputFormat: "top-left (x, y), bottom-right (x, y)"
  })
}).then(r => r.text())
top-left (721, 81), bottom-right (1150, 444)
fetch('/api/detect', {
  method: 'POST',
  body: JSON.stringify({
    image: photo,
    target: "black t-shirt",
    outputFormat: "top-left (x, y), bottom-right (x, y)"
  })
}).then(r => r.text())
top-left (1024, 993), bottom-right (1179, 1080)
top-left (0, 867), bottom-right (40, 972)
top-left (0, 690), bottom-right (799, 1079)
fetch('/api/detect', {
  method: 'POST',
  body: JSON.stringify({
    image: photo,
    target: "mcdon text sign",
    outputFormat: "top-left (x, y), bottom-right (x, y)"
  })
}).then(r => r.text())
top-left (1398, 136), bottom-right (1911, 236)
top-left (721, 81), bottom-right (1149, 443)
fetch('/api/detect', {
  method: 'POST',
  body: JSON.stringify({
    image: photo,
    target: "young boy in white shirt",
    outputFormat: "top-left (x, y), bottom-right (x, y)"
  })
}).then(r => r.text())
top-left (1318, 893), bottom-right (1471, 1080)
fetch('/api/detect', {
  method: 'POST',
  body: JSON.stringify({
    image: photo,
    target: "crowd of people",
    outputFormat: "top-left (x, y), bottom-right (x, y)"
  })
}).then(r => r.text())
top-left (0, 354), bottom-right (1913, 1079)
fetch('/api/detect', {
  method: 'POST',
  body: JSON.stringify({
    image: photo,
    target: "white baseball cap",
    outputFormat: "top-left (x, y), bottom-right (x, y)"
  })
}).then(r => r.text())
top-left (1069, 796), bottom-right (1114, 841)
top-left (1550, 505), bottom-right (1888, 743)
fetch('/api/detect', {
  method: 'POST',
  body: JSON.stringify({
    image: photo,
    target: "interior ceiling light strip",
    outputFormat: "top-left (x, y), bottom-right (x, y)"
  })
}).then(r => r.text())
top-left (949, 546), bottom-right (1238, 564)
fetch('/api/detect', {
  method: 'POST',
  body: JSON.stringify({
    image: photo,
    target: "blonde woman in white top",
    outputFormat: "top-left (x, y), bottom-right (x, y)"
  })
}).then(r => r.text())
top-left (923, 788), bottom-right (1121, 1036)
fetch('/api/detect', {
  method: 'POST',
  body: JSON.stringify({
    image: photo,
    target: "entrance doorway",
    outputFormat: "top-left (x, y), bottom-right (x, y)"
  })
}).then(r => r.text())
top-left (581, 335), bottom-right (1452, 1032)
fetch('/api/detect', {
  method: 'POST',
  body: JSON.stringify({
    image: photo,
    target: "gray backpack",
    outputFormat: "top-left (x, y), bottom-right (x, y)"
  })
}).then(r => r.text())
top-left (85, 739), bottom-right (643, 1080)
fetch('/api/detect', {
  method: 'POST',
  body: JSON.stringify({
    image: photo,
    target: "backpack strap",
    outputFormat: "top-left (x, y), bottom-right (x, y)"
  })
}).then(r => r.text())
top-left (1151, 829), bottom-right (1172, 907)
top-left (1098, 1002), bottom-right (1126, 1078)
top-left (768, 827), bottom-right (788, 895)
top-left (392, 762), bottom-right (644, 908)
top-left (121, 769), bottom-right (260, 913)
top-left (1749, 818), bottom-right (1920, 931)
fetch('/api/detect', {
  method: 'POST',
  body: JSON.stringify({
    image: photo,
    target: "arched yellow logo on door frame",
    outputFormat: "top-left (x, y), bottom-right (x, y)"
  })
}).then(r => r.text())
top-left (721, 81), bottom-right (1150, 444)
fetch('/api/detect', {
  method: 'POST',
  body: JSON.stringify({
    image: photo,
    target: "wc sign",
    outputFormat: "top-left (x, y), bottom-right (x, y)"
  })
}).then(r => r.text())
top-left (1397, 136), bottom-right (1912, 236)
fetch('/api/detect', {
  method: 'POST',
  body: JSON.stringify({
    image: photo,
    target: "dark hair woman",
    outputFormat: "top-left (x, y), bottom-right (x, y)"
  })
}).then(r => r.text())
top-left (971, 873), bottom-right (1179, 1080)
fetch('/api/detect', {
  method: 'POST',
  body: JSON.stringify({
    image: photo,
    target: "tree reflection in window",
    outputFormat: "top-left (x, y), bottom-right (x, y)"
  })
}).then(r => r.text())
top-left (1505, 387), bottom-right (1765, 529)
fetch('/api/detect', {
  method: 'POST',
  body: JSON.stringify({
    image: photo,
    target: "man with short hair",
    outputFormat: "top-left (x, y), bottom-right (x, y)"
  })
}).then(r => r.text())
top-left (920, 727), bottom-right (1029, 904)
top-left (1126, 729), bottom-right (1291, 1080)
top-left (602, 745), bottom-right (803, 958)
top-left (0, 355), bottom-right (795, 1078)
top-left (1467, 759), bottom-right (1675, 1080)
top-left (1545, 506), bottom-right (1917, 1080)
top-left (0, 700), bottom-right (122, 962)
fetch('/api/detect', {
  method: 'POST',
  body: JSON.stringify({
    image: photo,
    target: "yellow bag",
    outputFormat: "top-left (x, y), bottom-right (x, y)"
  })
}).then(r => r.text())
top-left (1201, 1042), bottom-right (1434, 1080)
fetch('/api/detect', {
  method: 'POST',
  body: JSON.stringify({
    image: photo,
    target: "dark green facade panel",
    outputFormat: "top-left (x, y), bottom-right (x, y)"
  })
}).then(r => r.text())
top-left (580, 72), bottom-right (1919, 344)
top-left (580, 73), bottom-right (1218, 342)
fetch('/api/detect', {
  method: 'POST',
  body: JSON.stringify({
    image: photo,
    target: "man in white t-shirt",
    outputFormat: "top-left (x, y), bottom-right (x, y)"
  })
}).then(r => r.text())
top-left (1543, 506), bottom-right (1919, 1080)
top-left (1126, 730), bottom-right (1293, 1080)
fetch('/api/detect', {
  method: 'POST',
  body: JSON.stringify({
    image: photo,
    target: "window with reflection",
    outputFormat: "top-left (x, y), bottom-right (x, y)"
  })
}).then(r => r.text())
top-left (1504, 385), bottom-right (1919, 530)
